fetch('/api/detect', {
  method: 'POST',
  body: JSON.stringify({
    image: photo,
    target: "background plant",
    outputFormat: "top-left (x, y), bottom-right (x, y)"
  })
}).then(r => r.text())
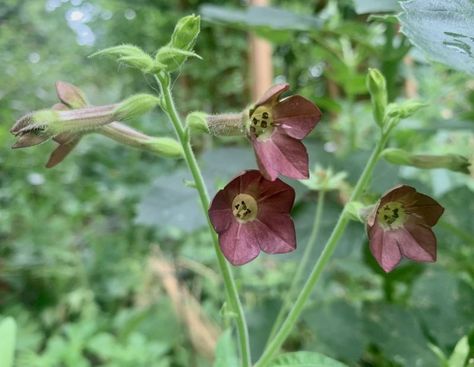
top-left (0, 1), bottom-right (473, 366)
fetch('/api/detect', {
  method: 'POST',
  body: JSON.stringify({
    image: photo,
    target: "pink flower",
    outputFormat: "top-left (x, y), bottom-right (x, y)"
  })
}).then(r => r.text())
top-left (366, 185), bottom-right (444, 272)
top-left (246, 84), bottom-right (321, 181)
top-left (208, 170), bottom-right (296, 265)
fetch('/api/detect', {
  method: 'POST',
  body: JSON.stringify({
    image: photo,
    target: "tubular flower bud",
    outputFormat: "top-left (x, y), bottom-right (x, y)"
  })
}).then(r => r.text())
top-left (382, 148), bottom-right (471, 174)
top-left (155, 15), bottom-right (201, 72)
top-left (366, 68), bottom-right (387, 127)
top-left (366, 185), bottom-right (444, 272)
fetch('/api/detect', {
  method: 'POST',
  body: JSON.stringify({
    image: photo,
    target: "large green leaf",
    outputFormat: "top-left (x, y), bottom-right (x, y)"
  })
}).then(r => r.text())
top-left (213, 329), bottom-right (239, 367)
top-left (0, 317), bottom-right (17, 367)
top-left (200, 5), bottom-right (322, 32)
top-left (269, 351), bottom-right (348, 366)
top-left (399, 0), bottom-right (474, 75)
top-left (352, 0), bottom-right (400, 14)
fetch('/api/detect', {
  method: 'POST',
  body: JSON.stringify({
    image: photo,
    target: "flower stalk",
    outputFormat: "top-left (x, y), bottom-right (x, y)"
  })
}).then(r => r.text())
top-left (155, 73), bottom-right (251, 367)
top-left (255, 131), bottom-right (390, 367)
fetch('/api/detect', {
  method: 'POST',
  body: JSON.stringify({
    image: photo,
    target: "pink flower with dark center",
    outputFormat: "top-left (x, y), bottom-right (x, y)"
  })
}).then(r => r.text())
top-left (366, 185), bottom-right (444, 272)
top-left (208, 170), bottom-right (296, 265)
top-left (246, 84), bottom-right (322, 181)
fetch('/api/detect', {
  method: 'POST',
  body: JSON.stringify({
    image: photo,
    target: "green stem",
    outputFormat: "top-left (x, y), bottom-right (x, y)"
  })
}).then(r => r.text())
top-left (155, 74), bottom-right (251, 367)
top-left (266, 190), bottom-right (326, 344)
top-left (255, 132), bottom-right (390, 367)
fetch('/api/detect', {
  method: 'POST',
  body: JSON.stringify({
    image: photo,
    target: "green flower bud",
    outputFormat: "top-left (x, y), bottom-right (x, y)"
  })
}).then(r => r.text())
top-left (155, 15), bottom-right (201, 72)
top-left (382, 148), bottom-right (471, 174)
top-left (366, 68), bottom-right (387, 127)
top-left (114, 94), bottom-right (160, 121)
top-left (170, 14), bottom-right (200, 51)
top-left (186, 111), bottom-right (209, 134)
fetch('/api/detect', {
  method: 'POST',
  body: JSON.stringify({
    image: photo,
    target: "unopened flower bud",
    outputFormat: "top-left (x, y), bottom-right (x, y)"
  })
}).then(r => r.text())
top-left (99, 122), bottom-right (182, 158)
top-left (382, 148), bottom-right (471, 174)
top-left (114, 94), bottom-right (160, 122)
top-left (155, 15), bottom-right (201, 71)
top-left (186, 111), bottom-right (209, 134)
top-left (366, 68), bottom-right (387, 127)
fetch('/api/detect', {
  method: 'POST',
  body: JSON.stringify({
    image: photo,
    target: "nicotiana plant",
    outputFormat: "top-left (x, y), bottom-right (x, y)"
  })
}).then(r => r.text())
top-left (10, 15), bottom-right (471, 367)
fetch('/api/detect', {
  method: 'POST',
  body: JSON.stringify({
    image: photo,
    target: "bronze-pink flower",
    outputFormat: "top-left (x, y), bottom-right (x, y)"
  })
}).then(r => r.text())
top-left (208, 170), bottom-right (296, 265)
top-left (246, 84), bottom-right (321, 181)
top-left (366, 185), bottom-right (444, 272)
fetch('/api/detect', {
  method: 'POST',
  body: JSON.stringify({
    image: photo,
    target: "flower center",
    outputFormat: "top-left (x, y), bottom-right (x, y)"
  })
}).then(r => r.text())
top-left (377, 201), bottom-right (407, 230)
top-left (232, 193), bottom-right (258, 223)
top-left (248, 106), bottom-right (275, 141)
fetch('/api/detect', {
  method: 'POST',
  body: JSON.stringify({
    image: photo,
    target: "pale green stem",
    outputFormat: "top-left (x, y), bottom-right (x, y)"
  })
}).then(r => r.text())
top-left (255, 132), bottom-right (390, 367)
top-left (155, 74), bottom-right (251, 367)
top-left (266, 189), bottom-right (326, 344)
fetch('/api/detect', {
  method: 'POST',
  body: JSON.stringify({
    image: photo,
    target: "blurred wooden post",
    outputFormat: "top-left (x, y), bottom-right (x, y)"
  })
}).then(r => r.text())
top-left (249, 0), bottom-right (273, 100)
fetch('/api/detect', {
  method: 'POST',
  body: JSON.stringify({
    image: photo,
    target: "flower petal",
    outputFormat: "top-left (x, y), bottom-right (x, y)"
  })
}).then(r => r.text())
top-left (257, 182), bottom-right (295, 214)
top-left (45, 137), bottom-right (81, 168)
top-left (55, 81), bottom-right (89, 109)
top-left (219, 222), bottom-right (260, 265)
top-left (253, 132), bottom-right (309, 181)
top-left (209, 187), bottom-right (238, 233)
top-left (379, 185), bottom-right (416, 206)
top-left (368, 225), bottom-right (402, 272)
top-left (254, 214), bottom-right (296, 254)
top-left (396, 218), bottom-right (436, 262)
top-left (274, 95), bottom-right (322, 139)
top-left (405, 193), bottom-right (444, 226)
top-left (255, 83), bottom-right (289, 107)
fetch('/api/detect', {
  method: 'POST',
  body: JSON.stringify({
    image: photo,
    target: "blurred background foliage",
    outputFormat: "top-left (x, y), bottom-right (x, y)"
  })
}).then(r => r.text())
top-left (0, 0), bottom-right (473, 366)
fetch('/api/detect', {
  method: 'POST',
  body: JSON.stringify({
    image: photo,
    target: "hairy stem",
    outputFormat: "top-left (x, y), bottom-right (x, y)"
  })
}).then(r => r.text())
top-left (155, 73), bottom-right (251, 367)
top-left (255, 132), bottom-right (390, 367)
top-left (266, 189), bottom-right (326, 344)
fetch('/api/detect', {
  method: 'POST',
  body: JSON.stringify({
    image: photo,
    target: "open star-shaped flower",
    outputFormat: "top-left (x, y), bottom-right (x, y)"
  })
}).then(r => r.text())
top-left (366, 185), bottom-right (445, 272)
top-left (208, 170), bottom-right (296, 265)
top-left (246, 84), bottom-right (321, 181)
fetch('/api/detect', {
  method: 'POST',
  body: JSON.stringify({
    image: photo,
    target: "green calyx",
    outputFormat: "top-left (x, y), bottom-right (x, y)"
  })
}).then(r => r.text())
top-left (114, 94), bottom-right (160, 122)
top-left (186, 111), bottom-right (209, 134)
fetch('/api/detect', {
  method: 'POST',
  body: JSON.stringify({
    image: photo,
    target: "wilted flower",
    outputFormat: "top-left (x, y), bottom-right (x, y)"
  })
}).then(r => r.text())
top-left (366, 185), bottom-right (444, 272)
top-left (11, 81), bottom-right (161, 167)
top-left (246, 83), bottom-right (321, 181)
top-left (208, 170), bottom-right (296, 265)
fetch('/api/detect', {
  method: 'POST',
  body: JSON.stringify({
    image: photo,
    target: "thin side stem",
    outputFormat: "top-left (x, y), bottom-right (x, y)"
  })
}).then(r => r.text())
top-left (155, 74), bottom-right (251, 367)
top-left (266, 189), bottom-right (326, 344)
top-left (255, 133), bottom-right (390, 367)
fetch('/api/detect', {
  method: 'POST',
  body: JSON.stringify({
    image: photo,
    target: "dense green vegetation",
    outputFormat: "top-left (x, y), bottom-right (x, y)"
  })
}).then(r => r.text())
top-left (0, 1), bottom-right (473, 366)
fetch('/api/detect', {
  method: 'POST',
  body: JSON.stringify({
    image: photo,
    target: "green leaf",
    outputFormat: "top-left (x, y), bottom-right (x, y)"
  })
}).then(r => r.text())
top-left (448, 336), bottom-right (469, 367)
top-left (269, 351), bottom-right (348, 366)
top-left (200, 5), bottom-right (322, 32)
top-left (352, 0), bottom-right (400, 14)
top-left (213, 329), bottom-right (239, 367)
top-left (399, 0), bottom-right (474, 75)
top-left (0, 317), bottom-right (17, 367)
